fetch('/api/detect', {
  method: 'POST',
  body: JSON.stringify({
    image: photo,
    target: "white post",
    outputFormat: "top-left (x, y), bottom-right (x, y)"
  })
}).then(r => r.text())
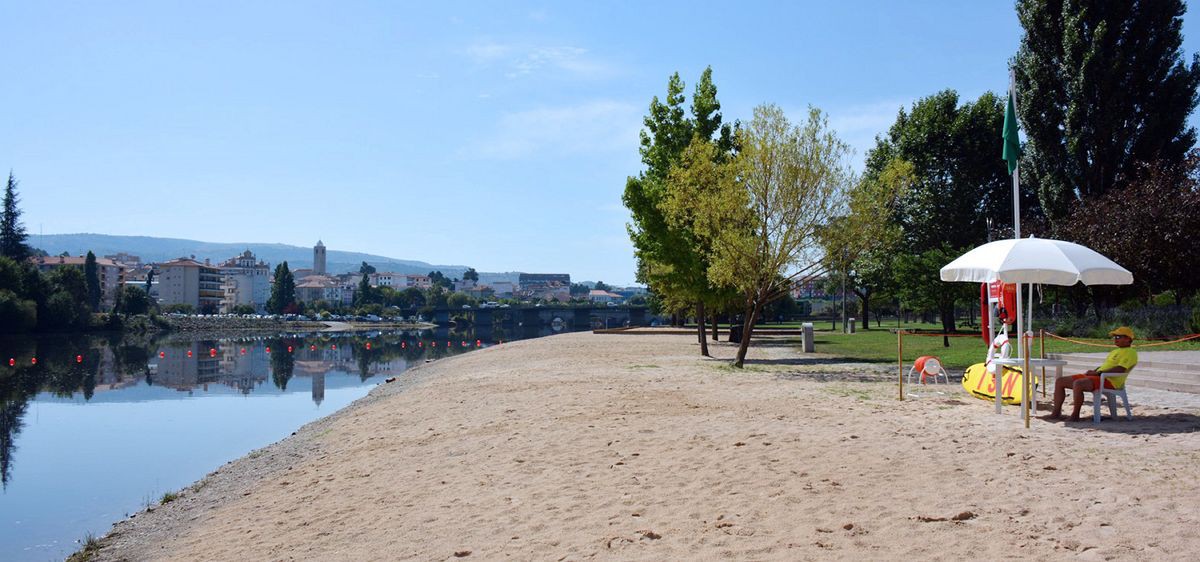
top-left (1008, 69), bottom-right (1023, 417)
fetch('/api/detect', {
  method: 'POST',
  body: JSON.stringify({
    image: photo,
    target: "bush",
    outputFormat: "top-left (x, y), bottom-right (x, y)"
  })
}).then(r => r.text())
top-left (0, 290), bottom-right (37, 332)
top-left (1044, 304), bottom-right (1193, 339)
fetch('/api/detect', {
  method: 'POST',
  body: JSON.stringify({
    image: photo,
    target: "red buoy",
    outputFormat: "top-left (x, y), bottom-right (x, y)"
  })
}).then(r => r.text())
top-left (331, 344), bottom-right (337, 350)
top-left (76, 355), bottom-right (83, 363)
top-left (8, 358), bottom-right (14, 366)
top-left (287, 346), bottom-right (293, 353)
top-left (365, 342), bottom-right (371, 350)
top-left (159, 351), bottom-right (165, 358)
top-left (31, 357), bottom-right (36, 365)
top-left (187, 350), bottom-right (193, 358)
top-left (209, 348), bottom-right (217, 357)
top-left (266, 347), bottom-right (271, 353)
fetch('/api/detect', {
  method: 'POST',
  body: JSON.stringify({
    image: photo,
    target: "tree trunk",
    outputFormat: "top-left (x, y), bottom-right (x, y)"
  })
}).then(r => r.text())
top-left (855, 289), bottom-right (871, 330)
top-left (734, 298), bottom-right (764, 368)
top-left (710, 312), bottom-right (719, 341)
top-left (940, 304), bottom-right (955, 347)
top-left (697, 302), bottom-right (710, 357)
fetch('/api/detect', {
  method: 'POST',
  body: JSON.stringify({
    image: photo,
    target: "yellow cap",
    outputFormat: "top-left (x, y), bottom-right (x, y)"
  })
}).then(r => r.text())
top-left (1108, 326), bottom-right (1136, 339)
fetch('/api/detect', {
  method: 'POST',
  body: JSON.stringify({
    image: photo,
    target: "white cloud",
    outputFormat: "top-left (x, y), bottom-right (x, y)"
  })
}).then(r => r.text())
top-left (468, 100), bottom-right (641, 160)
top-left (826, 100), bottom-right (906, 166)
top-left (461, 40), bottom-right (617, 80)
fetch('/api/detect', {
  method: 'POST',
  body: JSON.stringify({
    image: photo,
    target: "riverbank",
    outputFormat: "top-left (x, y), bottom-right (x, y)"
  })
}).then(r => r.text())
top-left (83, 331), bottom-right (1200, 560)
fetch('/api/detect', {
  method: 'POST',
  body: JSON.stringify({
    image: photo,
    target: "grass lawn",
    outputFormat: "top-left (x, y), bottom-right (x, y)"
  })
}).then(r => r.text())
top-left (811, 326), bottom-right (1200, 371)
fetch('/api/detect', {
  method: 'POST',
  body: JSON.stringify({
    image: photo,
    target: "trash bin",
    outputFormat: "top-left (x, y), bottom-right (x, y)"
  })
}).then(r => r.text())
top-left (729, 324), bottom-right (743, 343)
top-left (802, 322), bottom-right (814, 352)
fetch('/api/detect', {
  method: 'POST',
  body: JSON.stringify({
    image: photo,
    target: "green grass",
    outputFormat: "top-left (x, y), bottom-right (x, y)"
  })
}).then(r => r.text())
top-left (160, 491), bottom-right (179, 504)
top-left (812, 325), bottom-right (1200, 370)
top-left (66, 533), bottom-right (101, 562)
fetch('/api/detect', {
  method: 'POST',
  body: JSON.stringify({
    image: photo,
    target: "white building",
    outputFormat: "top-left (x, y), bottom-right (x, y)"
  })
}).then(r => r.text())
top-left (218, 250), bottom-right (272, 313)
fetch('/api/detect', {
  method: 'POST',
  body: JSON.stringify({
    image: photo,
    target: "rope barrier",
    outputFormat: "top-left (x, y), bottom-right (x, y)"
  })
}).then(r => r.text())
top-left (1043, 331), bottom-right (1200, 348)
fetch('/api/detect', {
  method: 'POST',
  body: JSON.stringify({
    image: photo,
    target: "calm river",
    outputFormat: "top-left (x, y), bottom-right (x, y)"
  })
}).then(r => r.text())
top-left (0, 326), bottom-right (559, 561)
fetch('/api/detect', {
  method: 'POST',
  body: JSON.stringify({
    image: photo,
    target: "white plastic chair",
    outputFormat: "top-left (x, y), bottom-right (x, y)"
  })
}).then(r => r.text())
top-left (906, 356), bottom-right (949, 386)
top-left (1092, 370), bottom-right (1134, 423)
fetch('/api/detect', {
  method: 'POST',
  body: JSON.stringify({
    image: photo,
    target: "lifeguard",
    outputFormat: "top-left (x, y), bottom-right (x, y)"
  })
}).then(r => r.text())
top-left (1048, 326), bottom-right (1138, 421)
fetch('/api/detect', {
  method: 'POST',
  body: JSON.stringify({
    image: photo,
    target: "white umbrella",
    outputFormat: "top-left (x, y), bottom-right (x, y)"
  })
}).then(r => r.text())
top-left (940, 236), bottom-right (1133, 418)
top-left (940, 237), bottom-right (1133, 286)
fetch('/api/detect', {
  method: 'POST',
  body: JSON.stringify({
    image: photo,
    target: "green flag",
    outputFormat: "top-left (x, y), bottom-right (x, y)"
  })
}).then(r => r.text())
top-left (1002, 89), bottom-right (1021, 174)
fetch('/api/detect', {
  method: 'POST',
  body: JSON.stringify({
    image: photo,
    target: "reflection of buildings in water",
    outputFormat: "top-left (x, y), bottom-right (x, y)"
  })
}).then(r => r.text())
top-left (153, 343), bottom-right (269, 393)
top-left (219, 346), bottom-right (270, 394)
top-left (154, 342), bottom-right (222, 391)
top-left (312, 370), bottom-right (324, 406)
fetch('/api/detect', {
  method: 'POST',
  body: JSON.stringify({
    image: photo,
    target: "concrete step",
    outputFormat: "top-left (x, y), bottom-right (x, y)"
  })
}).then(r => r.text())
top-left (1047, 353), bottom-right (1200, 394)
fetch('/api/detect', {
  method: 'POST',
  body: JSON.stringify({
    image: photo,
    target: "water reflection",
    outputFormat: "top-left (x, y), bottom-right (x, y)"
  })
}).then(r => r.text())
top-left (1, 325), bottom-right (570, 561)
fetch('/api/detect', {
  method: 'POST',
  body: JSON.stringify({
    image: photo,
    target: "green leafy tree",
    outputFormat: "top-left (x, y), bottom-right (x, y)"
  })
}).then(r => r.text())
top-left (354, 273), bottom-right (374, 307)
top-left (115, 285), bottom-right (152, 316)
top-left (447, 292), bottom-right (472, 308)
top-left (41, 266), bottom-right (91, 330)
top-left (84, 251), bottom-right (101, 312)
top-left (267, 262), bottom-right (297, 314)
top-left (359, 261), bottom-right (376, 276)
top-left (0, 172), bottom-right (30, 262)
top-left (819, 158), bottom-right (913, 328)
top-left (623, 67), bottom-right (735, 355)
top-left (463, 268), bottom-right (479, 282)
top-left (1015, 0), bottom-right (1200, 224)
top-left (703, 105), bottom-right (854, 367)
top-left (427, 271), bottom-right (452, 290)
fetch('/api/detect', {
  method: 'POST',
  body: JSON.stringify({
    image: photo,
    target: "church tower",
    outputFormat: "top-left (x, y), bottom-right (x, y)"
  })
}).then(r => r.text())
top-left (313, 240), bottom-right (327, 275)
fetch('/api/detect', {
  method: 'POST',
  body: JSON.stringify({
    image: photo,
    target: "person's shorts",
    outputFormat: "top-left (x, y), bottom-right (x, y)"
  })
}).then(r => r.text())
top-left (1070, 374), bottom-right (1117, 390)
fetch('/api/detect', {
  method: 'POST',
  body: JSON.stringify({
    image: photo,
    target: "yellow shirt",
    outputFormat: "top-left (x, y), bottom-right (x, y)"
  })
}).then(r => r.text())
top-left (1097, 347), bottom-right (1138, 389)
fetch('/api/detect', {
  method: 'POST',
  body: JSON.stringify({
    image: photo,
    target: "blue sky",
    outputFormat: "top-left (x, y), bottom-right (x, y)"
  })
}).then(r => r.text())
top-left (4, 1), bottom-right (1199, 285)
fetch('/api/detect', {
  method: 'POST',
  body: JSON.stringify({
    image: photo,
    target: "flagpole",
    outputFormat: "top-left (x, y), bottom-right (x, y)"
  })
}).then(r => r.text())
top-left (1009, 68), bottom-right (1030, 426)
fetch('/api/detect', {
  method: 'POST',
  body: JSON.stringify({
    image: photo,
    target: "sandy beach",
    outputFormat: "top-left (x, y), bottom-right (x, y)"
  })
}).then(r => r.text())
top-left (87, 331), bottom-right (1200, 561)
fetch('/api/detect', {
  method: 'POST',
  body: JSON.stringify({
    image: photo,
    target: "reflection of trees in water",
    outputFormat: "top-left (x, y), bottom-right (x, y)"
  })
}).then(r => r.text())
top-left (0, 398), bottom-right (27, 488)
top-left (267, 338), bottom-right (297, 390)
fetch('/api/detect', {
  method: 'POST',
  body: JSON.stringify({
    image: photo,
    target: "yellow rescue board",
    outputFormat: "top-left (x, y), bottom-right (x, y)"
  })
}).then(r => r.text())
top-left (962, 362), bottom-right (1031, 405)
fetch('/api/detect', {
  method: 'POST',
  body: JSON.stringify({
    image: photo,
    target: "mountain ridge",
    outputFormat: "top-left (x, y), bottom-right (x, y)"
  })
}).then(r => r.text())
top-left (31, 233), bottom-right (471, 277)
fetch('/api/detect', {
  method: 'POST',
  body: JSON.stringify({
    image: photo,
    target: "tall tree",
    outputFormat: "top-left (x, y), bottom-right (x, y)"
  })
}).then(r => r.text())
top-left (84, 251), bottom-right (101, 312)
top-left (1015, 0), bottom-right (1200, 224)
top-left (623, 67), bottom-right (734, 355)
top-left (267, 262), bottom-right (296, 314)
top-left (462, 268), bottom-right (479, 282)
top-left (865, 91), bottom-right (1018, 338)
top-left (819, 158), bottom-right (914, 328)
top-left (703, 105), bottom-right (854, 367)
top-left (359, 261), bottom-right (376, 276)
top-left (0, 172), bottom-right (30, 262)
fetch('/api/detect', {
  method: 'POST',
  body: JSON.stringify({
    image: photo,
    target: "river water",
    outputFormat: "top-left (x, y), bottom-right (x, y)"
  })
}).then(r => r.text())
top-left (0, 326), bottom-right (557, 561)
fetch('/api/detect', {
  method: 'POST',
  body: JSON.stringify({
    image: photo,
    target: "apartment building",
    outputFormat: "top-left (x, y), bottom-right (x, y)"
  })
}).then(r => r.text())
top-left (218, 250), bottom-right (271, 313)
top-left (31, 255), bottom-right (126, 310)
top-left (158, 257), bottom-right (224, 312)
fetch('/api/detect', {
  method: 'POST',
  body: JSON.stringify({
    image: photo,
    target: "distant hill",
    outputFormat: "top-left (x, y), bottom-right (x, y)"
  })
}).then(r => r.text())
top-left (32, 233), bottom-right (470, 277)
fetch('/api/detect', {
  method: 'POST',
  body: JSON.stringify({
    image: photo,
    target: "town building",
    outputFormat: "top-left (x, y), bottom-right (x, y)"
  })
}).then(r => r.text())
top-left (791, 276), bottom-right (830, 300)
top-left (103, 252), bottom-right (141, 268)
top-left (313, 240), bottom-right (327, 276)
top-left (31, 255), bottom-right (126, 310)
top-left (158, 257), bottom-right (224, 312)
top-left (489, 281), bottom-right (516, 298)
top-left (217, 250), bottom-right (272, 313)
top-left (588, 290), bottom-right (624, 304)
top-left (295, 275), bottom-right (355, 307)
top-left (518, 273), bottom-right (571, 302)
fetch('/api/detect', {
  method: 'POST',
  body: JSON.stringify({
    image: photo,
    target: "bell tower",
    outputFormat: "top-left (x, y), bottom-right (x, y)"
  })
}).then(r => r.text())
top-left (313, 240), bottom-right (327, 275)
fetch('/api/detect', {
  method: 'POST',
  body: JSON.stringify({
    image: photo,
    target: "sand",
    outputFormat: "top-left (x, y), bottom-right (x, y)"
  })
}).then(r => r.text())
top-left (90, 331), bottom-right (1200, 561)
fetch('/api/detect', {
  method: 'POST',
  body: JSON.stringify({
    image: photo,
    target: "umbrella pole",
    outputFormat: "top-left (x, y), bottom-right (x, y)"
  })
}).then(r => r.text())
top-left (897, 331), bottom-right (904, 401)
top-left (1014, 281), bottom-right (1024, 416)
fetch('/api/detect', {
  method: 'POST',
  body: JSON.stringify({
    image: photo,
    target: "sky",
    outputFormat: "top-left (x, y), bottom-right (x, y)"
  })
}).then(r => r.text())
top-left (4, 1), bottom-right (1200, 286)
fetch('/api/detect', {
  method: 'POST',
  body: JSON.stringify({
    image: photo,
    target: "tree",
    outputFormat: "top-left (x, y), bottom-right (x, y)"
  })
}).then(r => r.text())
top-left (463, 268), bottom-right (479, 282)
top-left (114, 285), bottom-right (151, 316)
top-left (41, 266), bottom-right (91, 330)
top-left (704, 105), bottom-right (854, 367)
top-left (447, 292), bottom-right (472, 309)
top-left (864, 91), bottom-right (1017, 338)
top-left (267, 262), bottom-right (297, 314)
top-left (354, 272), bottom-right (374, 307)
top-left (0, 172), bottom-right (30, 262)
top-left (145, 268), bottom-right (155, 295)
top-left (427, 271), bottom-right (452, 290)
top-left (1061, 151), bottom-right (1200, 302)
top-left (623, 67), bottom-right (735, 355)
top-left (84, 251), bottom-right (101, 312)
top-left (818, 158), bottom-right (914, 328)
top-left (359, 261), bottom-right (376, 276)
top-left (1015, 0), bottom-right (1200, 224)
